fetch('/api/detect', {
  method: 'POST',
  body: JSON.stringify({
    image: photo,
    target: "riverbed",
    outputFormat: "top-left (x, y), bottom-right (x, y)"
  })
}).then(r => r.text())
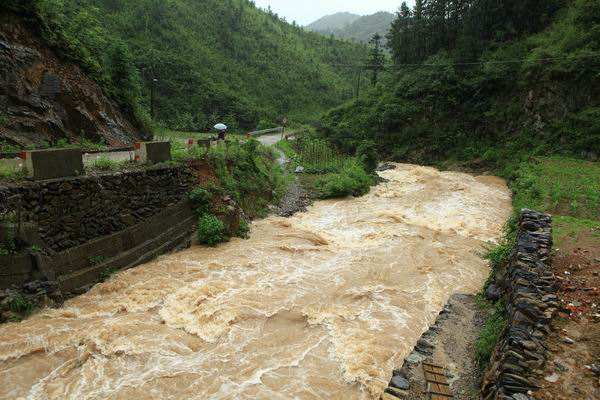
top-left (0, 164), bottom-right (512, 399)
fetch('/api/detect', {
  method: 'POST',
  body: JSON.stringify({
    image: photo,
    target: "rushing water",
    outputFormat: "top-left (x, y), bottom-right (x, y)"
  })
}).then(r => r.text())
top-left (0, 164), bottom-right (512, 400)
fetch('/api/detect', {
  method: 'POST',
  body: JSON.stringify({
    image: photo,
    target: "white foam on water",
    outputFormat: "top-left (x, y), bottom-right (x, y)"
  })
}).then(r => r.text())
top-left (0, 163), bottom-right (512, 400)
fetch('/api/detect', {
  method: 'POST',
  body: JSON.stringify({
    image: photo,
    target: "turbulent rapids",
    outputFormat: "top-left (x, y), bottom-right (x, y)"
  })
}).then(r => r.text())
top-left (0, 164), bottom-right (512, 400)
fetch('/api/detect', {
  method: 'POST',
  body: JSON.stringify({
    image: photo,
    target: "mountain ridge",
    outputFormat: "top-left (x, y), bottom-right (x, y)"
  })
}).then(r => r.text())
top-left (307, 11), bottom-right (395, 43)
top-left (306, 12), bottom-right (361, 33)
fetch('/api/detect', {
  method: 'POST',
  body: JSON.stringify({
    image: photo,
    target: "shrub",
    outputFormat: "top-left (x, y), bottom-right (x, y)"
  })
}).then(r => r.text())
top-left (235, 219), bottom-right (250, 239)
top-left (8, 294), bottom-right (33, 315)
top-left (356, 140), bottom-right (378, 173)
top-left (188, 186), bottom-right (212, 216)
top-left (316, 160), bottom-right (374, 199)
top-left (197, 214), bottom-right (227, 246)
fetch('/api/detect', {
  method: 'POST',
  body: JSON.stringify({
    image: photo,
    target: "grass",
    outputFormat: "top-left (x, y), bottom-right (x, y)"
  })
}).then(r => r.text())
top-left (8, 294), bottom-right (34, 315)
top-left (1, 137), bottom-right (108, 153)
top-left (512, 157), bottom-right (599, 220)
top-left (277, 137), bottom-right (376, 199)
top-left (89, 255), bottom-right (108, 265)
top-left (90, 155), bottom-right (119, 171)
top-left (509, 156), bottom-right (599, 246)
top-left (0, 161), bottom-right (26, 181)
top-left (553, 215), bottom-right (600, 248)
top-left (294, 137), bottom-right (345, 174)
top-left (475, 299), bottom-right (507, 368)
top-left (476, 155), bottom-right (599, 370)
top-left (100, 266), bottom-right (120, 282)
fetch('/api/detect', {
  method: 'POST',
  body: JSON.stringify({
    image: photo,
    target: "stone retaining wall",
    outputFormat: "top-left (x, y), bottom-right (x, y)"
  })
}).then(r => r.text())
top-left (1, 165), bottom-right (194, 252)
top-left (481, 209), bottom-right (556, 400)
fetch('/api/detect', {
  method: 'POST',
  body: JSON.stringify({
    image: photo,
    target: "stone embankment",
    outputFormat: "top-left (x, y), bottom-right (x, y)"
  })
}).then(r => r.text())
top-left (0, 165), bottom-right (197, 320)
top-left (379, 209), bottom-right (556, 400)
top-left (1, 165), bottom-right (193, 252)
top-left (482, 209), bottom-right (555, 399)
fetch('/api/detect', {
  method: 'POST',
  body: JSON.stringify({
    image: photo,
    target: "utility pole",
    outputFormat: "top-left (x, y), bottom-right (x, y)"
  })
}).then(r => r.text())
top-left (150, 78), bottom-right (158, 119)
top-left (356, 68), bottom-right (362, 98)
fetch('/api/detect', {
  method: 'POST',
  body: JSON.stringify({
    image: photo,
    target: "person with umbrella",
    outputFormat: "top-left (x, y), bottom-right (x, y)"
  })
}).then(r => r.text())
top-left (214, 123), bottom-right (227, 141)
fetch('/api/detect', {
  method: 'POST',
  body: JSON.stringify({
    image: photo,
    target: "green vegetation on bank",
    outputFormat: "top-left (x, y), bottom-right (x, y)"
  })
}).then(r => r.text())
top-left (320, 0), bottom-right (599, 169)
top-left (184, 138), bottom-right (287, 246)
top-left (6, 0), bottom-right (367, 131)
top-left (475, 156), bottom-right (599, 368)
top-left (277, 135), bottom-right (376, 199)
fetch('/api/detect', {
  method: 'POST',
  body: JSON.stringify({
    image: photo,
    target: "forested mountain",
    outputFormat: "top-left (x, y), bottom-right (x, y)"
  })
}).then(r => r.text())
top-left (332, 12), bottom-right (396, 43)
top-left (4, 0), bottom-right (367, 132)
top-left (308, 12), bottom-right (395, 44)
top-left (321, 0), bottom-right (600, 172)
top-left (307, 12), bottom-right (361, 33)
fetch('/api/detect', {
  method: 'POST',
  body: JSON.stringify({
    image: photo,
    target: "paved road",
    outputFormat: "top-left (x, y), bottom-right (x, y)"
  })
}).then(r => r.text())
top-left (257, 133), bottom-right (287, 165)
top-left (256, 132), bottom-right (284, 146)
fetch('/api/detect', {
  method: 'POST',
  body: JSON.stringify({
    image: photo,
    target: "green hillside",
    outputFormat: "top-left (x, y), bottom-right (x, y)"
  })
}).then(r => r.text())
top-left (6, 0), bottom-right (367, 132)
top-left (308, 12), bottom-right (395, 44)
top-left (320, 0), bottom-right (600, 172)
top-left (332, 12), bottom-right (395, 43)
top-left (307, 12), bottom-right (361, 33)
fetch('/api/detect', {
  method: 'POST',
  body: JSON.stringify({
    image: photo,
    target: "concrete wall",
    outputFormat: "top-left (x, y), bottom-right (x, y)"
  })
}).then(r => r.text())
top-left (2, 165), bottom-right (194, 252)
top-left (23, 148), bottom-right (84, 180)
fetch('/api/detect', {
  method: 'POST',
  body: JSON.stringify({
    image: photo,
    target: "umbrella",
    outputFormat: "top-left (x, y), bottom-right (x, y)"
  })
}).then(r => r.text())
top-left (214, 123), bottom-right (227, 131)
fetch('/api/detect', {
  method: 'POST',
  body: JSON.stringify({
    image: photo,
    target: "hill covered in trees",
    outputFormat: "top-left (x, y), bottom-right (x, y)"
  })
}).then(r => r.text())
top-left (321, 0), bottom-right (600, 173)
top-left (4, 0), bottom-right (367, 133)
top-left (308, 12), bottom-right (395, 44)
top-left (307, 12), bottom-right (361, 33)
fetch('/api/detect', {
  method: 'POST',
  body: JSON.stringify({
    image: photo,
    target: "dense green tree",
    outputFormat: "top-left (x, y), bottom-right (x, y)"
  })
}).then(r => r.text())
top-left (367, 33), bottom-right (385, 85)
top-left (6, 0), bottom-right (368, 131)
top-left (321, 0), bottom-right (600, 169)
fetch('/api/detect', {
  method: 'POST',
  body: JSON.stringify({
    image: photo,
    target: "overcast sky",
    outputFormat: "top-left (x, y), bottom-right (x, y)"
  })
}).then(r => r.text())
top-left (253, 0), bottom-right (410, 26)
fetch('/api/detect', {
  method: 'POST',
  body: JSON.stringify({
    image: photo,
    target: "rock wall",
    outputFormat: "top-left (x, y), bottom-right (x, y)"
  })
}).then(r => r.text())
top-left (0, 12), bottom-right (146, 147)
top-left (482, 210), bottom-right (556, 400)
top-left (1, 165), bottom-right (195, 252)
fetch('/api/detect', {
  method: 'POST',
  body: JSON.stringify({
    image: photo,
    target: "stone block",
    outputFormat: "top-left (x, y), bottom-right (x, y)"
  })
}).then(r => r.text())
top-left (21, 148), bottom-right (83, 180)
top-left (135, 142), bottom-right (171, 164)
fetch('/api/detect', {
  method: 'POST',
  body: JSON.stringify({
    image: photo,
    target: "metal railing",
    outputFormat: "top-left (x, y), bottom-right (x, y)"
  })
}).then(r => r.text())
top-left (247, 127), bottom-right (284, 136)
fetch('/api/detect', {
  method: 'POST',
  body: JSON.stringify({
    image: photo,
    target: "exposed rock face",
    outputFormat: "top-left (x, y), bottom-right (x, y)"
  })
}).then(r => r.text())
top-left (0, 13), bottom-right (144, 147)
top-left (481, 209), bottom-right (556, 400)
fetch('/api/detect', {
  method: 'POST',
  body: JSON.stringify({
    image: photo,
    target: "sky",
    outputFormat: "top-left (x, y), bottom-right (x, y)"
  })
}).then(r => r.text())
top-left (252, 0), bottom-right (408, 26)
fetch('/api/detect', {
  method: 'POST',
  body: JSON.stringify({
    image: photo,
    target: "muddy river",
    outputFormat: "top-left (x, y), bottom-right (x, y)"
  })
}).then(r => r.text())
top-left (0, 164), bottom-right (512, 400)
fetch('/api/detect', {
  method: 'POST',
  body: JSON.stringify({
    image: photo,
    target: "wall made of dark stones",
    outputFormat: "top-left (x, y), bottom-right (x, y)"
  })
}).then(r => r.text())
top-left (482, 209), bottom-right (556, 400)
top-left (1, 165), bottom-right (195, 252)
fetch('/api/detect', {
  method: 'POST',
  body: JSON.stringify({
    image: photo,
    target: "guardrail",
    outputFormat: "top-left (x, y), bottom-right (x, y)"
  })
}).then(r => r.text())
top-left (247, 127), bottom-right (284, 136)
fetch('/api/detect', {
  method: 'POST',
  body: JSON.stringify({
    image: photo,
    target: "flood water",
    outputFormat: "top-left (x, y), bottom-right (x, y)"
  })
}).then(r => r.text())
top-left (0, 164), bottom-right (512, 400)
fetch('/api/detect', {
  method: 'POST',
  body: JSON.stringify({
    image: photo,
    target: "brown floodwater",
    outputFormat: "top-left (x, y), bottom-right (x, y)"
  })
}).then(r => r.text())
top-left (0, 164), bottom-right (512, 400)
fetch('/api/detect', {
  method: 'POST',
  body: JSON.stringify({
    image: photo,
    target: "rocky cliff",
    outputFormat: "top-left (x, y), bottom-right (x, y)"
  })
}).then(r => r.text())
top-left (0, 13), bottom-right (144, 148)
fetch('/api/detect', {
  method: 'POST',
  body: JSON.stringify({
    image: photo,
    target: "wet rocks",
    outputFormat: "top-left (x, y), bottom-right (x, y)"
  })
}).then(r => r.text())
top-left (274, 180), bottom-right (311, 217)
top-left (481, 209), bottom-right (557, 399)
top-left (390, 375), bottom-right (410, 390)
top-left (376, 163), bottom-right (397, 172)
top-left (485, 283), bottom-right (502, 301)
top-left (0, 280), bottom-right (61, 323)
